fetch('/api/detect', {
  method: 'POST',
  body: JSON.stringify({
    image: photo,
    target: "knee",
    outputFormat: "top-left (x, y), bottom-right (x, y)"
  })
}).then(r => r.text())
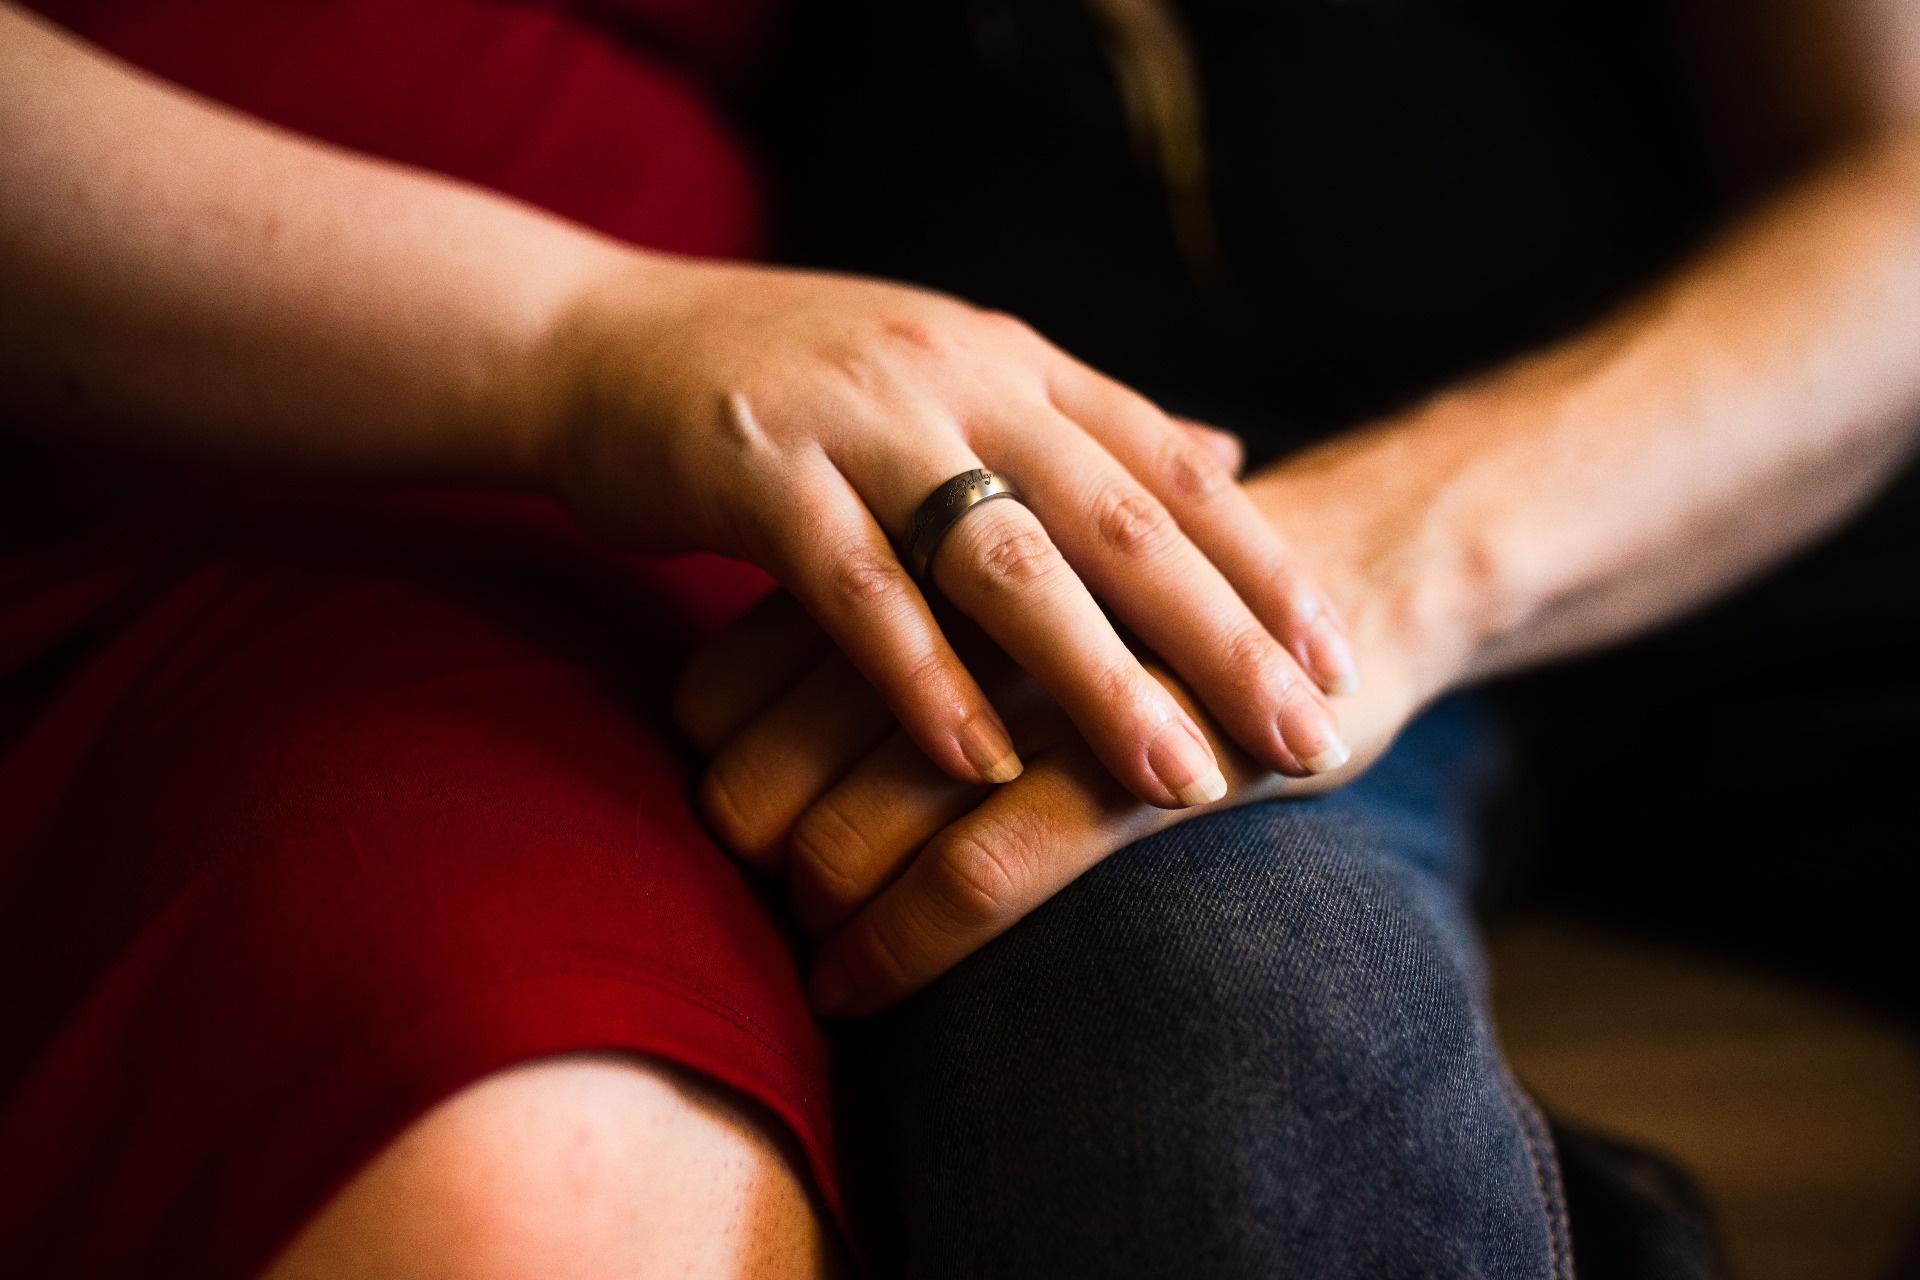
top-left (262, 1056), bottom-right (837, 1280)
top-left (885, 804), bottom-right (1560, 1279)
top-left (908, 803), bottom-right (1488, 1120)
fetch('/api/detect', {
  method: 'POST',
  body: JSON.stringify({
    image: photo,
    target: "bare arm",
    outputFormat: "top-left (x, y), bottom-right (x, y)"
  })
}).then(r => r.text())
top-left (0, 2), bottom-right (610, 482)
top-left (1269, 0), bottom-right (1920, 694)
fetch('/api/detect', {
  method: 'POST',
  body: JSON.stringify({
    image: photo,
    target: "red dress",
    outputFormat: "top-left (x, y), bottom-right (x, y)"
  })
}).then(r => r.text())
top-left (0, 3), bottom-right (841, 1276)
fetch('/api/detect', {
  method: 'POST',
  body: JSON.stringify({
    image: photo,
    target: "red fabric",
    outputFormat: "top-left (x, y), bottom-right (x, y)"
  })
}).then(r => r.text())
top-left (0, 4), bottom-right (843, 1277)
top-left (0, 490), bottom-right (817, 1277)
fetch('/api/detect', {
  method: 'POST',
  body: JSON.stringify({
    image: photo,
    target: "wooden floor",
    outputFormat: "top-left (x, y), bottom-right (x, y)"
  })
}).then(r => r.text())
top-left (1488, 918), bottom-right (1920, 1280)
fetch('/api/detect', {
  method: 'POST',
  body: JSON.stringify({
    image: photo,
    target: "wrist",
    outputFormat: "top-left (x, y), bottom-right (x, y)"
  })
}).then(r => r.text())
top-left (1241, 396), bottom-right (1520, 702)
top-left (480, 236), bottom-right (676, 496)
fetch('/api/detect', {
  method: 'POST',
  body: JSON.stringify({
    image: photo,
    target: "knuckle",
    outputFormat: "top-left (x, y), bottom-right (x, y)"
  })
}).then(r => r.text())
top-left (922, 831), bottom-right (1022, 931)
top-left (1220, 623), bottom-right (1297, 700)
top-left (1220, 622), bottom-right (1280, 678)
top-left (894, 642), bottom-right (955, 695)
top-left (820, 342), bottom-right (887, 401)
top-left (1091, 652), bottom-right (1145, 707)
top-left (964, 520), bottom-right (1061, 593)
top-left (830, 540), bottom-right (907, 608)
top-left (864, 914), bottom-right (921, 988)
top-left (1091, 483), bottom-right (1176, 559)
top-left (881, 315), bottom-right (951, 359)
top-left (699, 758), bottom-right (773, 862)
top-left (1162, 436), bottom-right (1232, 502)
top-left (788, 798), bottom-right (875, 899)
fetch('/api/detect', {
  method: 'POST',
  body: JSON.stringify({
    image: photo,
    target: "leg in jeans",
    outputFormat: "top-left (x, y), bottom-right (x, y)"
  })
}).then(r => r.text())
top-left (876, 700), bottom-right (1571, 1280)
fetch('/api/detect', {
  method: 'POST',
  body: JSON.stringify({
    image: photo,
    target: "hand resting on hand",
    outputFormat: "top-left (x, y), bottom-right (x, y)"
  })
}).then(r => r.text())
top-left (676, 425), bottom-right (1451, 1016)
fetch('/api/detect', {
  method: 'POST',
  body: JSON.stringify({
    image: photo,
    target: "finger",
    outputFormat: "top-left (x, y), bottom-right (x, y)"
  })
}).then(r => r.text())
top-left (926, 494), bottom-right (1229, 808)
top-left (1062, 370), bottom-right (1360, 698)
top-left (697, 649), bottom-right (897, 872)
top-left (786, 729), bottom-right (987, 936)
top-left (787, 666), bottom-right (1066, 937)
top-left (1173, 416), bottom-right (1245, 478)
top-left (672, 589), bottom-right (830, 755)
top-left (756, 452), bottom-right (1022, 789)
top-left (983, 412), bottom-right (1350, 777)
top-left (807, 655), bottom-right (1318, 1017)
top-left (825, 427), bottom-right (1229, 810)
top-left (805, 746), bottom-right (1170, 1018)
top-left (699, 601), bottom-right (1024, 874)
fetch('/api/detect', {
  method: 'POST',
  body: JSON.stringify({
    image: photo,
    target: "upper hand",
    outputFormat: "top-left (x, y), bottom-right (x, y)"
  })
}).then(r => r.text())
top-left (544, 258), bottom-right (1355, 808)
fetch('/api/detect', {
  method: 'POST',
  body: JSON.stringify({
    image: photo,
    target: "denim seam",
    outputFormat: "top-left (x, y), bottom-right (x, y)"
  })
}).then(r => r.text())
top-left (1497, 1068), bottom-right (1574, 1280)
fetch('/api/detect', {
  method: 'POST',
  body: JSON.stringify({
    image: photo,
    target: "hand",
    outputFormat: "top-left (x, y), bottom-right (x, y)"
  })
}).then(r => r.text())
top-left (545, 258), bottom-right (1355, 808)
top-left (676, 424), bottom-right (1469, 1014)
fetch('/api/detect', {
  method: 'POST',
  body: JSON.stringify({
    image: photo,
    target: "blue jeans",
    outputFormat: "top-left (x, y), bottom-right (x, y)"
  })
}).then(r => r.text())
top-left (873, 700), bottom-right (1573, 1279)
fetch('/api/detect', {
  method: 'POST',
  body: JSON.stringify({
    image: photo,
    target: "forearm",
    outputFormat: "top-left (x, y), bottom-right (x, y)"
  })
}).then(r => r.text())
top-left (1252, 121), bottom-right (1920, 695)
top-left (0, 4), bottom-right (637, 485)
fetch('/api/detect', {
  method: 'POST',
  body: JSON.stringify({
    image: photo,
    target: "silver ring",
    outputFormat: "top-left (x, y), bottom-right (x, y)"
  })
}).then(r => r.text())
top-left (903, 468), bottom-right (1023, 582)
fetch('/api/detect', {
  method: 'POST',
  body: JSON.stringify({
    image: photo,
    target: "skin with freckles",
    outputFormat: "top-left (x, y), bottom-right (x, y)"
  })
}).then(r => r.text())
top-left (260, 1057), bottom-right (844, 1280)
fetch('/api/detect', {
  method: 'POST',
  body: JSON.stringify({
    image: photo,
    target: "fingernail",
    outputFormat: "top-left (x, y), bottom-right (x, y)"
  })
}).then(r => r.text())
top-left (1287, 700), bottom-right (1352, 775)
top-left (1305, 614), bottom-right (1360, 697)
top-left (809, 954), bottom-right (852, 1017)
top-left (1148, 720), bottom-right (1227, 807)
top-left (1301, 738), bottom-right (1352, 774)
top-left (957, 712), bottom-right (1023, 784)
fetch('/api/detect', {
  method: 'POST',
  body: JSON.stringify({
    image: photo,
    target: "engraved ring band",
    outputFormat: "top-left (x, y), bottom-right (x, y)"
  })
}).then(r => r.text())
top-left (902, 468), bottom-right (1024, 583)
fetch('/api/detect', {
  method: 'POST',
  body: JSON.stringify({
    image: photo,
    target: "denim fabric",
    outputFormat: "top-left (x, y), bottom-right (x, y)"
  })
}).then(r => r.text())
top-left (878, 700), bottom-right (1572, 1279)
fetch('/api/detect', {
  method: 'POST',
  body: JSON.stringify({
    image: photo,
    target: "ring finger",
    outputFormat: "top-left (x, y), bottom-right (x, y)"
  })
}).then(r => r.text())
top-left (834, 428), bottom-right (1230, 809)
